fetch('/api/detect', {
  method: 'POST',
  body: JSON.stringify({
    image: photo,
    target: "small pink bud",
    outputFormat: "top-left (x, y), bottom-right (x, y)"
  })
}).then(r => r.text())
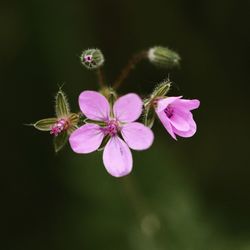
top-left (50, 119), bottom-right (69, 136)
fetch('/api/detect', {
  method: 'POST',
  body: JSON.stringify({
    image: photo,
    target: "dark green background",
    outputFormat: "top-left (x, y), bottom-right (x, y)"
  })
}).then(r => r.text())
top-left (1, 0), bottom-right (250, 249)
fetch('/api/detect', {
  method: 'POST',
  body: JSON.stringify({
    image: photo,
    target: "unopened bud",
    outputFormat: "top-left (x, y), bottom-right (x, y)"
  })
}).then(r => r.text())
top-left (148, 46), bottom-right (180, 68)
top-left (80, 48), bottom-right (104, 70)
top-left (151, 79), bottom-right (171, 98)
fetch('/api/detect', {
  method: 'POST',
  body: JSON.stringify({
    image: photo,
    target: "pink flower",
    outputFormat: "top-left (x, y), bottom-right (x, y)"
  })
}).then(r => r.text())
top-left (155, 96), bottom-right (200, 140)
top-left (69, 91), bottom-right (154, 177)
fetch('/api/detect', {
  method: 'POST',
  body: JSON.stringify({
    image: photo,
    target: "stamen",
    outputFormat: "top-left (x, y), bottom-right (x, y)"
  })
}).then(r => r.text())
top-left (104, 119), bottom-right (120, 136)
top-left (164, 105), bottom-right (174, 118)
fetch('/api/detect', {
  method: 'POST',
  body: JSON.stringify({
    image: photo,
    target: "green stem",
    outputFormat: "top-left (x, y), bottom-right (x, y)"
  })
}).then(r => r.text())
top-left (96, 67), bottom-right (105, 88)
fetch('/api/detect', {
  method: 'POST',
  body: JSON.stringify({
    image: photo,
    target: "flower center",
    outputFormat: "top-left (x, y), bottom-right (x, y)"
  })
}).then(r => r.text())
top-left (104, 119), bottom-right (120, 136)
top-left (50, 119), bottom-right (69, 136)
top-left (84, 54), bottom-right (93, 63)
top-left (164, 105), bottom-right (174, 118)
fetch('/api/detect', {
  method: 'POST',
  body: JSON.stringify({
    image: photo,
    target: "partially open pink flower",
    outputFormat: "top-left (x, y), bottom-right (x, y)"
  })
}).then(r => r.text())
top-left (69, 91), bottom-right (154, 177)
top-left (155, 96), bottom-right (200, 140)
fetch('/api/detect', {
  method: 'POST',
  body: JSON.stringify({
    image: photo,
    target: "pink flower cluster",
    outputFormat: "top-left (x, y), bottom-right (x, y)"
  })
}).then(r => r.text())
top-left (69, 90), bottom-right (200, 177)
top-left (32, 47), bottom-right (201, 178)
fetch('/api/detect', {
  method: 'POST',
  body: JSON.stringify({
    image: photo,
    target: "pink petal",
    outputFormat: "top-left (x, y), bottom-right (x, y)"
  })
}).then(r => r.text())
top-left (169, 113), bottom-right (190, 131)
top-left (174, 99), bottom-right (200, 111)
top-left (103, 136), bottom-right (132, 177)
top-left (113, 93), bottom-right (143, 122)
top-left (156, 96), bottom-right (182, 113)
top-left (121, 122), bottom-right (154, 150)
top-left (156, 110), bottom-right (177, 140)
top-left (79, 91), bottom-right (110, 121)
top-left (69, 124), bottom-right (104, 153)
top-left (172, 114), bottom-right (197, 137)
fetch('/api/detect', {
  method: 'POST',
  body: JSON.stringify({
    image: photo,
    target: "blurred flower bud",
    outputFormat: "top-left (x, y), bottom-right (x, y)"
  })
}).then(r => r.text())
top-left (80, 48), bottom-right (104, 70)
top-left (148, 46), bottom-right (180, 68)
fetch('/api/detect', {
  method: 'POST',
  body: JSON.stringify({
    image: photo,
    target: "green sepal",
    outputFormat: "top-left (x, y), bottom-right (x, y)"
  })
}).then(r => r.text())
top-left (143, 98), bottom-right (151, 108)
top-left (108, 88), bottom-right (117, 111)
top-left (77, 113), bottom-right (86, 126)
top-left (65, 113), bottom-right (79, 134)
top-left (142, 80), bottom-right (171, 128)
top-left (152, 80), bottom-right (171, 98)
top-left (55, 90), bottom-right (70, 118)
top-left (143, 106), bottom-right (156, 128)
top-left (100, 87), bottom-right (117, 106)
top-left (67, 125), bottom-right (78, 134)
top-left (33, 118), bottom-right (57, 131)
top-left (97, 135), bottom-right (110, 151)
top-left (68, 113), bottom-right (79, 126)
top-left (100, 87), bottom-right (117, 118)
top-left (53, 131), bottom-right (68, 153)
top-left (84, 118), bottom-right (106, 126)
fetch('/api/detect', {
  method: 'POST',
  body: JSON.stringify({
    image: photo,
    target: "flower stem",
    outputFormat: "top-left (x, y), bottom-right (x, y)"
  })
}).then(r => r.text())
top-left (96, 67), bottom-right (105, 88)
top-left (113, 50), bottom-right (148, 90)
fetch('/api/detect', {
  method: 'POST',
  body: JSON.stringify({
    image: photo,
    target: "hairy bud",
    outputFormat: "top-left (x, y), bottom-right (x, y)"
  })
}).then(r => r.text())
top-left (80, 48), bottom-right (104, 70)
top-left (151, 79), bottom-right (172, 98)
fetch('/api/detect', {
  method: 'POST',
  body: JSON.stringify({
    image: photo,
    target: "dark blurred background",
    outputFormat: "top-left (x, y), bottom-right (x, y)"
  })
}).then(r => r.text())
top-left (1, 0), bottom-right (250, 249)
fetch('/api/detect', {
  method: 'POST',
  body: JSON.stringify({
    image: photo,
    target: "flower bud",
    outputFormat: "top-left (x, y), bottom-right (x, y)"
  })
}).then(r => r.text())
top-left (148, 46), bottom-right (180, 68)
top-left (31, 89), bottom-right (79, 153)
top-left (80, 48), bottom-right (104, 70)
top-left (151, 79), bottom-right (171, 98)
